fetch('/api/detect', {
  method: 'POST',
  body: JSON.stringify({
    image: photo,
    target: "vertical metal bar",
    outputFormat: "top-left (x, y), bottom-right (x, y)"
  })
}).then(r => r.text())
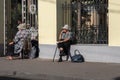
top-left (27, 0), bottom-right (29, 25)
top-left (96, 5), bottom-right (99, 43)
top-left (32, 0), bottom-right (35, 27)
top-left (4, 0), bottom-right (6, 55)
top-left (92, 6), bottom-right (96, 43)
top-left (77, 2), bottom-right (81, 30)
top-left (64, 2), bottom-right (67, 24)
top-left (32, 0), bottom-right (33, 27)
top-left (69, 3), bottom-right (71, 28)
top-left (77, 1), bottom-right (81, 43)
top-left (66, 3), bottom-right (68, 24)
top-left (68, 3), bottom-right (71, 27)
top-left (63, 4), bottom-right (65, 25)
top-left (35, 0), bottom-right (37, 27)
top-left (86, 1), bottom-right (88, 43)
top-left (30, 0), bottom-right (32, 27)
top-left (22, 0), bottom-right (26, 23)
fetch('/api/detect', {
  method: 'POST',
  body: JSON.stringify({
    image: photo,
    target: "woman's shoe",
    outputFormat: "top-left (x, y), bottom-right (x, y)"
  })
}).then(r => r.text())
top-left (66, 55), bottom-right (69, 61)
top-left (58, 57), bottom-right (63, 62)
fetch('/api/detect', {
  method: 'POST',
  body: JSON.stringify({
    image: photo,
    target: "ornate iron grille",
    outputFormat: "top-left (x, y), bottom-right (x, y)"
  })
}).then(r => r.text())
top-left (22, 0), bottom-right (38, 28)
top-left (5, 0), bottom-right (38, 55)
top-left (62, 0), bottom-right (108, 44)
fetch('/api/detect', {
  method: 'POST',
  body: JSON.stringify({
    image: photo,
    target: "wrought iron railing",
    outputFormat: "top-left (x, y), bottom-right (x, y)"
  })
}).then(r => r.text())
top-left (62, 0), bottom-right (108, 44)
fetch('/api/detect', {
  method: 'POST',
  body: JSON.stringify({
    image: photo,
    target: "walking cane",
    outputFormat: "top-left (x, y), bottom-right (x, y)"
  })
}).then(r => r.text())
top-left (53, 46), bottom-right (57, 62)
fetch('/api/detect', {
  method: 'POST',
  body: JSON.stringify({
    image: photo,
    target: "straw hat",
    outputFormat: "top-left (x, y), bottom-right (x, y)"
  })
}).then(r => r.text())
top-left (17, 23), bottom-right (26, 29)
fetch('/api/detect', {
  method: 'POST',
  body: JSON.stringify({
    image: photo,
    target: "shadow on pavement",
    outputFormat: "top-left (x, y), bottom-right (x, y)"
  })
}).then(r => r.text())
top-left (0, 76), bottom-right (31, 80)
top-left (114, 77), bottom-right (120, 80)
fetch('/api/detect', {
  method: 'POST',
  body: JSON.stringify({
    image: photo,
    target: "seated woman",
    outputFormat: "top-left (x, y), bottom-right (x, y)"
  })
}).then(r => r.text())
top-left (6, 23), bottom-right (28, 60)
top-left (29, 27), bottom-right (39, 59)
top-left (57, 24), bottom-right (71, 62)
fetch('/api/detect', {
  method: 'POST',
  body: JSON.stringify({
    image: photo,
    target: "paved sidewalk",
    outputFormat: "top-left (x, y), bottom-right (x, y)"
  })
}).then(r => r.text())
top-left (0, 57), bottom-right (120, 80)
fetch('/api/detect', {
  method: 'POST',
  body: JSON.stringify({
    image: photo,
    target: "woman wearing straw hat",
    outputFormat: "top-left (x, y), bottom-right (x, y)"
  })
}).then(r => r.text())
top-left (57, 24), bottom-right (71, 62)
top-left (6, 23), bottom-right (28, 60)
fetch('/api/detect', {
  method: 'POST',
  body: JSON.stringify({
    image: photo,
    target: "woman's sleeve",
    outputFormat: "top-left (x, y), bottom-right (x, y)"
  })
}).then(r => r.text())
top-left (13, 32), bottom-right (19, 43)
top-left (67, 32), bottom-right (71, 39)
top-left (20, 30), bottom-right (28, 41)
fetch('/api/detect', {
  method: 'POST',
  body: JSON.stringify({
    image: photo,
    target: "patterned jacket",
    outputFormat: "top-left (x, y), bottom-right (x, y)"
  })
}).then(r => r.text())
top-left (13, 29), bottom-right (28, 54)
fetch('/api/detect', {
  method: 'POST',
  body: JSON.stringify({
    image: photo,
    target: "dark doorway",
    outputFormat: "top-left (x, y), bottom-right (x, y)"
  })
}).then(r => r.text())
top-left (5, 0), bottom-right (39, 58)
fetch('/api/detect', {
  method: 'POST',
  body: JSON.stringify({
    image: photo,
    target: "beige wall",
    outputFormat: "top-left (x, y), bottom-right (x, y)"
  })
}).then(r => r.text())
top-left (38, 0), bottom-right (71, 44)
top-left (38, 0), bottom-right (57, 44)
top-left (38, 0), bottom-right (120, 46)
top-left (109, 0), bottom-right (120, 46)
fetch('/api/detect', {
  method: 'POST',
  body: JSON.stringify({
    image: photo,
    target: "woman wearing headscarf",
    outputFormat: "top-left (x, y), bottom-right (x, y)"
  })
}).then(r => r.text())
top-left (57, 24), bottom-right (71, 62)
top-left (6, 23), bottom-right (28, 60)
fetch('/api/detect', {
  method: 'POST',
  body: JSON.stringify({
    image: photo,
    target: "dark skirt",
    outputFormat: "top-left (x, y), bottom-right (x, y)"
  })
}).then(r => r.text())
top-left (57, 41), bottom-right (70, 55)
top-left (6, 44), bottom-right (14, 56)
top-left (31, 40), bottom-right (39, 58)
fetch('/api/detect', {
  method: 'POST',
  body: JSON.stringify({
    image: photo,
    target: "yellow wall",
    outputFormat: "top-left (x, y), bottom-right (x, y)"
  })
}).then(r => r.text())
top-left (38, 0), bottom-right (71, 44)
top-left (38, 0), bottom-right (120, 46)
top-left (109, 0), bottom-right (120, 46)
top-left (38, 0), bottom-right (57, 44)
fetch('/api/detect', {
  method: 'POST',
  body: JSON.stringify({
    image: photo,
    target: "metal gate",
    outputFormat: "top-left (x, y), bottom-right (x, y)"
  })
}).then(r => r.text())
top-left (22, 0), bottom-right (38, 29)
top-left (62, 0), bottom-right (108, 44)
top-left (5, 0), bottom-right (38, 55)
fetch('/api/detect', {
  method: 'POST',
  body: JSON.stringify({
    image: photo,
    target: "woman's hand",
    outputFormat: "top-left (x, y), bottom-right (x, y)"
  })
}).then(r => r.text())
top-left (60, 30), bottom-right (65, 34)
top-left (9, 42), bottom-right (14, 45)
top-left (57, 40), bottom-right (64, 43)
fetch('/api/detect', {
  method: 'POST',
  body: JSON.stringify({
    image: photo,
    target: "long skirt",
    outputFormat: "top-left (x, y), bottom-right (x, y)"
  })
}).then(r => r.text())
top-left (6, 44), bottom-right (14, 56)
top-left (57, 41), bottom-right (70, 56)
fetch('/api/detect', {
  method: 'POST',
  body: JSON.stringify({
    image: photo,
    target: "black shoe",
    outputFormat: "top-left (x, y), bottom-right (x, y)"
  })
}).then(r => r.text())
top-left (58, 58), bottom-right (63, 62)
top-left (66, 55), bottom-right (69, 61)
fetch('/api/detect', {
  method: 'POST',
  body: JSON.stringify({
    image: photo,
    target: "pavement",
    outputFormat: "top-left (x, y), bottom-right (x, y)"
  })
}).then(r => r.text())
top-left (0, 57), bottom-right (120, 80)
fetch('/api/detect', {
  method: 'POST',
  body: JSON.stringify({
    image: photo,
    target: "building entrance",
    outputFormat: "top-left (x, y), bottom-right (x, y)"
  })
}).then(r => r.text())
top-left (5, 0), bottom-right (38, 58)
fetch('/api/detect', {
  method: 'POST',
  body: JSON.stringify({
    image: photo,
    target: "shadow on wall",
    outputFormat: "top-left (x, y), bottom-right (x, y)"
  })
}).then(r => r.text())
top-left (114, 77), bottom-right (120, 80)
top-left (0, 76), bottom-right (31, 80)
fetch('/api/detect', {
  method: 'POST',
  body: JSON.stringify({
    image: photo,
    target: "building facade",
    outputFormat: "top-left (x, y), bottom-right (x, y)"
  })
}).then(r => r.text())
top-left (1, 0), bottom-right (120, 63)
top-left (38, 0), bottom-right (120, 63)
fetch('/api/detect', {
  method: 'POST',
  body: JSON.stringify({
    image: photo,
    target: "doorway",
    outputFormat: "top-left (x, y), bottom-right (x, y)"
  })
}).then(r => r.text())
top-left (5, 0), bottom-right (38, 58)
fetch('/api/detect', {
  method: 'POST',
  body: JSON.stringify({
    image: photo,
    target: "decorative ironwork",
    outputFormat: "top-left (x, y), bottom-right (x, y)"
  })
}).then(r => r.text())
top-left (62, 0), bottom-right (108, 44)
top-left (22, 0), bottom-right (38, 28)
top-left (5, 0), bottom-right (38, 55)
top-left (22, 0), bottom-right (38, 40)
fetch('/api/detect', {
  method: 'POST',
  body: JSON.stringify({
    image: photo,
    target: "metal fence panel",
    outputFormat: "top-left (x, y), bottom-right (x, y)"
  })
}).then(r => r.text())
top-left (62, 0), bottom-right (108, 44)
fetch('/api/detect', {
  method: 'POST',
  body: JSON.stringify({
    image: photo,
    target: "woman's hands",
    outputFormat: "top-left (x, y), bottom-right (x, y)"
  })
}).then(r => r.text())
top-left (9, 42), bottom-right (14, 45)
top-left (57, 40), bottom-right (64, 43)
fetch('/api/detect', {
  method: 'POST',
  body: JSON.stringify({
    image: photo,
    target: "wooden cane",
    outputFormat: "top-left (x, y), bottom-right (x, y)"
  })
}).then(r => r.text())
top-left (53, 46), bottom-right (57, 62)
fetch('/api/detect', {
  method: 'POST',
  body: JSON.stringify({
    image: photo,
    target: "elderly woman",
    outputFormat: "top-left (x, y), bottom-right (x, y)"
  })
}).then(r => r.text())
top-left (57, 24), bottom-right (71, 62)
top-left (7, 23), bottom-right (28, 60)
